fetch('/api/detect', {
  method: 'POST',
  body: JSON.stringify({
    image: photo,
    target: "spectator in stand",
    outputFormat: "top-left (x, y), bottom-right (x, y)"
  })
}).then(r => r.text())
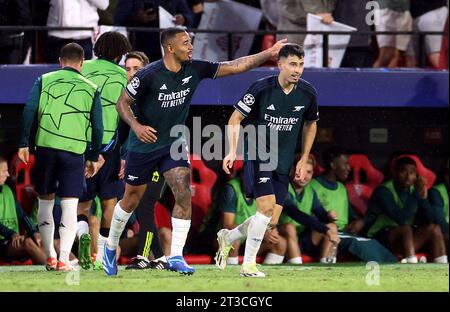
top-left (334, 0), bottom-right (375, 67)
top-left (260, 0), bottom-right (279, 28)
top-left (373, 0), bottom-right (412, 68)
top-left (45, 0), bottom-right (109, 63)
top-left (114, 0), bottom-right (194, 62)
top-left (0, 0), bottom-right (32, 64)
top-left (276, 0), bottom-right (336, 46)
top-left (406, 0), bottom-right (448, 68)
top-left (99, 0), bottom-right (118, 25)
top-left (187, 0), bottom-right (203, 28)
top-left (29, 0), bottom-right (50, 63)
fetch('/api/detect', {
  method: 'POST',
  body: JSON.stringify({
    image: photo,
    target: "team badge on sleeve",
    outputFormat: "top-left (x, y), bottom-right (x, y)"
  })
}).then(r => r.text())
top-left (130, 77), bottom-right (140, 89)
top-left (243, 93), bottom-right (255, 106)
top-left (127, 77), bottom-right (140, 96)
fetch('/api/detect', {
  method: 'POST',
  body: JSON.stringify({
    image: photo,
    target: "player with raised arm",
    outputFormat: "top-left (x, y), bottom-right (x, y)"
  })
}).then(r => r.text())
top-left (102, 26), bottom-right (286, 276)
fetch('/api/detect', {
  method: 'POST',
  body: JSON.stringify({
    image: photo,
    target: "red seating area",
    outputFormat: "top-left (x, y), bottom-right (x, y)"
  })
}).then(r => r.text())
top-left (190, 154), bottom-right (217, 231)
top-left (261, 34), bottom-right (277, 67)
top-left (0, 259), bottom-right (33, 266)
top-left (1, 152), bottom-right (442, 266)
top-left (438, 16), bottom-right (449, 70)
top-left (310, 153), bottom-right (325, 176)
top-left (9, 153), bottom-right (36, 216)
top-left (346, 154), bottom-right (384, 216)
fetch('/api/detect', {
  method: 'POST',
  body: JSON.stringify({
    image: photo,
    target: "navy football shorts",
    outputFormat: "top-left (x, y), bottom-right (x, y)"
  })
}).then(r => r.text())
top-left (34, 147), bottom-right (85, 198)
top-left (125, 146), bottom-right (189, 186)
top-left (243, 160), bottom-right (289, 206)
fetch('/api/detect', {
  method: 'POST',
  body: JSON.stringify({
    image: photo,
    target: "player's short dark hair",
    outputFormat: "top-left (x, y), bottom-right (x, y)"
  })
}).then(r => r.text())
top-left (93, 31), bottom-right (131, 61)
top-left (160, 26), bottom-right (188, 47)
top-left (278, 43), bottom-right (305, 60)
top-left (60, 43), bottom-right (84, 62)
top-left (322, 146), bottom-right (348, 170)
top-left (394, 156), bottom-right (416, 172)
top-left (0, 155), bottom-right (7, 165)
top-left (125, 51), bottom-right (150, 66)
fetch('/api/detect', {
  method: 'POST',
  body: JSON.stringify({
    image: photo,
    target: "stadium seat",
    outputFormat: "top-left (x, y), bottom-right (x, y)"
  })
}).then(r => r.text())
top-left (415, 252), bottom-right (428, 263)
top-left (233, 159), bottom-right (243, 171)
top-left (118, 256), bottom-right (133, 265)
top-left (154, 201), bottom-right (172, 230)
top-left (238, 256), bottom-right (264, 264)
top-left (227, 256), bottom-right (313, 265)
top-left (346, 154), bottom-right (385, 216)
top-left (438, 16), bottom-right (448, 70)
top-left (9, 153), bottom-right (35, 187)
top-left (9, 153), bottom-right (37, 215)
top-left (300, 254), bottom-right (315, 263)
top-left (348, 154), bottom-right (384, 188)
top-left (184, 254), bottom-right (212, 265)
top-left (261, 34), bottom-right (277, 66)
top-left (391, 154), bottom-right (436, 189)
top-left (346, 184), bottom-right (375, 217)
top-left (0, 259), bottom-right (33, 266)
top-left (310, 153), bottom-right (325, 177)
top-left (394, 252), bottom-right (428, 263)
top-left (190, 154), bottom-right (217, 231)
top-left (225, 158), bottom-right (244, 181)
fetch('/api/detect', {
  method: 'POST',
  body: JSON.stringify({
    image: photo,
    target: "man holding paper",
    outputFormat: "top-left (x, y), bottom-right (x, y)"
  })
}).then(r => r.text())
top-left (114, 0), bottom-right (194, 62)
top-left (277, 0), bottom-right (337, 45)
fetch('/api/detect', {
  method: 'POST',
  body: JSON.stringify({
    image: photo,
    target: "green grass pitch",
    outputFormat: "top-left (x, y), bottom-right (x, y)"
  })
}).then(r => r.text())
top-left (0, 263), bottom-right (448, 292)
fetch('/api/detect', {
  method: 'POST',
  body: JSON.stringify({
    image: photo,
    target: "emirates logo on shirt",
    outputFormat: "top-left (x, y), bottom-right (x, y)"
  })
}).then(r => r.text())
top-left (264, 114), bottom-right (299, 131)
top-left (158, 88), bottom-right (191, 108)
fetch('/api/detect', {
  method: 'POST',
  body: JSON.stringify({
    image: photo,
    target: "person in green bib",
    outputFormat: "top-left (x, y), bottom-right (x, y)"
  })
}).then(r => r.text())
top-left (428, 158), bottom-right (449, 252)
top-left (279, 155), bottom-right (340, 264)
top-left (0, 156), bottom-right (47, 265)
top-left (217, 169), bottom-right (287, 267)
top-left (365, 156), bottom-right (448, 264)
top-left (313, 147), bottom-right (397, 263)
top-left (75, 31), bottom-right (131, 270)
top-left (18, 43), bottom-right (103, 271)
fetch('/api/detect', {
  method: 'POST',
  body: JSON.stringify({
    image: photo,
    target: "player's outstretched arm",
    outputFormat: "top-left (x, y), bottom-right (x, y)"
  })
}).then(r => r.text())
top-left (116, 89), bottom-right (157, 143)
top-left (223, 110), bottom-right (245, 174)
top-left (216, 38), bottom-right (287, 78)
